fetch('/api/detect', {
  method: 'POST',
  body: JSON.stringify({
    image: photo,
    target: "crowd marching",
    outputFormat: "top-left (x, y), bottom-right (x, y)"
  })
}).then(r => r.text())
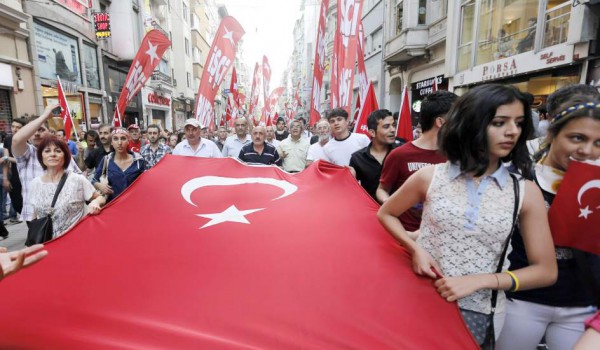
top-left (0, 83), bottom-right (599, 349)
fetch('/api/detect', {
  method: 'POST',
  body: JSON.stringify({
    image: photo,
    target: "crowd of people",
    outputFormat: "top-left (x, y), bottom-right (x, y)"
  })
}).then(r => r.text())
top-left (0, 83), bottom-right (598, 349)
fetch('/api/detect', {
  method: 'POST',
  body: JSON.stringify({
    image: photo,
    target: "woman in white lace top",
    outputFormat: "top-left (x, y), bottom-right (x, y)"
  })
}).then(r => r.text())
top-left (29, 136), bottom-right (105, 239)
top-left (378, 84), bottom-right (557, 345)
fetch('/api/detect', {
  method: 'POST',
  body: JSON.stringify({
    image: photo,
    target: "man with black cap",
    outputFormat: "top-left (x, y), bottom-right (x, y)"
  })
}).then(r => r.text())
top-left (172, 119), bottom-right (222, 158)
top-left (127, 124), bottom-right (142, 153)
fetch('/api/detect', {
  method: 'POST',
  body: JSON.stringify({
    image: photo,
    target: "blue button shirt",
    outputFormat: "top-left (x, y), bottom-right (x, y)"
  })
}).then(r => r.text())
top-left (447, 163), bottom-right (509, 231)
top-left (94, 153), bottom-right (146, 202)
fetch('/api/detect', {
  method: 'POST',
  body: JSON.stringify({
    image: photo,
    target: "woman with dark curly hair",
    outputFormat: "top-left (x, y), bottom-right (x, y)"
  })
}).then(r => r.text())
top-left (378, 84), bottom-right (557, 347)
top-left (29, 136), bottom-right (104, 239)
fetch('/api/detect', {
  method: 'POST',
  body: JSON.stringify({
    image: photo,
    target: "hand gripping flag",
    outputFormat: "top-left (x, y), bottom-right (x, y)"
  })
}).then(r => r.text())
top-left (114, 30), bottom-right (171, 126)
top-left (56, 75), bottom-right (78, 141)
top-left (396, 85), bottom-right (413, 142)
top-left (194, 16), bottom-right (245, 128)
top-left (353, 82), bottom-right (379, 137)
top-left (548, 160), bottom-right (600, 254)
top-left (0, 157), bottom-right (479, 349)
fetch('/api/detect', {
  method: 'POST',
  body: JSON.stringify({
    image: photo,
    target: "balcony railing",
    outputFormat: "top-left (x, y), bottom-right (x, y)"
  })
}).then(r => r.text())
top-left (151, 71), bottom-right (172, 85)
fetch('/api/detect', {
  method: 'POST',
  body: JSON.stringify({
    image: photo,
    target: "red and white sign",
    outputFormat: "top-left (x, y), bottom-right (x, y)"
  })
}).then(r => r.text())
top-left (147, 91), bottom-right (171, 107)
top-left (114, 30), bottom-right (171, 126)
top-left (548, 160), bottom-right (600, 255)
top-left (330, 0), bottom-right (363, 114)
top-left (262, 56), bottom-right (272, 122)
top-left (309, 0), bottom-right (330, 127)
top-left (194, 16), bottom-right (245, 128)
top-left (0, 156), bottom-right (479, 349)
top-left (249, 62), bottom-right (261, 116)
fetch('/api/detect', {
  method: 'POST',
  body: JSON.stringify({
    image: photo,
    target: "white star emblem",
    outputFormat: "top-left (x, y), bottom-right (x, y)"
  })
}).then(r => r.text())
top-left (145, 40), bottom-right (159, 64)
top-left (579, 206), bottom-right (593, 219)
top-left (197, 205), bottom-right (264, 229)
top-left (223, 26), bottom-right (235, 47)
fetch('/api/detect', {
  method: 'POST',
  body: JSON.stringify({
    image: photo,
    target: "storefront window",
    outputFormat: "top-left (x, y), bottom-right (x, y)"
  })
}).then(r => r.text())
top-left (83, 44), bottom-right (100, 89)
top-left (42, 86), bottom-right (85, 133)
top-left (457, 0), bottom-right (475, 72)
top-left (474, 0), bottom-right (540, 66)
top-left (33, 22), bottom-right (82, 84)
top-left (543, 1), bottom-right (570, 49)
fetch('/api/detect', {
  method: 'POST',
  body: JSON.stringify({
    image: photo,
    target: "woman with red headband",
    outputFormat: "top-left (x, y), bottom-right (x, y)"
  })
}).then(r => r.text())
top-left (93, 128), bottom-right (146, 202)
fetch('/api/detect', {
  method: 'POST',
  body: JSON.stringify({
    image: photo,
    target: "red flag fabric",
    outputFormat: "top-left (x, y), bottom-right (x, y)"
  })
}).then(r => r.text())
top-left (56, 75), bottom-right (75, 140)
top-left (309, 0), bottom-right (330, 127)
top-left (353, 82), bottom-right (378, 137)
top-left (230, 67), bottom-right (239, 107)
top-left (331, 0), bottom-right (363, 114)
top-left (194, 16), bottom-right (245, 128)
top-left (262, 56), bottom-right (272, 122)
top-left (548, 160), bottom-right (600, 254)
top-left (396, 85), bottom-right (413, 141)
top-left (0, 156), bottom-right (478, 349)
top-left (114, 30), bottom-right (171, 124)
top-left (267, 87), bottom-right (285, 125)
top-left (432, 76), bottom-right (439, 92)
top-left (356, 21), bottom-right (369, 106)
top-left (352, 92), bottom-right (361, 123)
top-left (249, 62), bottom-right (261, 116)
top-left (330, 22), bottom-right (340, 109)
top-left (238, 92), bottom-right (246, 107)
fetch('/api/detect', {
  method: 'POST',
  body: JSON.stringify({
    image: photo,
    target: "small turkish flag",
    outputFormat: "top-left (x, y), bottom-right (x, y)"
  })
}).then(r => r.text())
top-left (548, 160), bottom-right (600, 254)
top-left (396, 85), bottom-right (413, 142)
top-left (56, 75), bottom-right (75, 139)
top-left (353, 82), bottom-right (379, 137)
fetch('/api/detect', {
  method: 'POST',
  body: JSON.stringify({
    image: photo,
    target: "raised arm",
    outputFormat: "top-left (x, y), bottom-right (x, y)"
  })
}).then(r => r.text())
top-left (12, 103), bottom-right (59, 157)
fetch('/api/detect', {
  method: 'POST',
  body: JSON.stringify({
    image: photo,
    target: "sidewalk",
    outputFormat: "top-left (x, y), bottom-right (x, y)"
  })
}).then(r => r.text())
top-left (0, 221), bottom-right (27, 252)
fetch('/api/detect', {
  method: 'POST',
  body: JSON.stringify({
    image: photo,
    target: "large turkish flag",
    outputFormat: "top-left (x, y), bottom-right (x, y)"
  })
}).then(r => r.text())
top-left (0, 157), bottom-right (477, 349)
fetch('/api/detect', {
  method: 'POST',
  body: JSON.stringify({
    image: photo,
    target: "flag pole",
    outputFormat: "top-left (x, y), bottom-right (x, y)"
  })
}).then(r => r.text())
top-left (57, 75), bottom-right (79, 142)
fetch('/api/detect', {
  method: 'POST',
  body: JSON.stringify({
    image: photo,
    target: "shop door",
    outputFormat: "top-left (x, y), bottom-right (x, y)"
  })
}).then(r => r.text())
top-left (0, 89), bottom-right (13, 133)
top-left (152, 110), bottom-right (166, 128)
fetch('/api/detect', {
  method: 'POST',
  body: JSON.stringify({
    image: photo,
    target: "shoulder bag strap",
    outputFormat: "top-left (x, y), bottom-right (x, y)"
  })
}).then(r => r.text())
top-left (490, 173), bottom-right (520, 312)
top-left (50, 172), bottom-right (69, 209)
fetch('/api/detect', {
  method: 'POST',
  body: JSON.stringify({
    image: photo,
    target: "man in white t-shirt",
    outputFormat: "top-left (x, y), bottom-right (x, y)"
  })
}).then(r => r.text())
top-left (172, 119), bottom-right (222, 158)
top-left (322, 108), bottom-right (370, 166)
top-left (306, 119), bottom-right (330, 167)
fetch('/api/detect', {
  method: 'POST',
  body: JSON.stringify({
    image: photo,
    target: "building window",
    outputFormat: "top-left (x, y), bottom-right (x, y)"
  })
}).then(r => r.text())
top-left (543, 1), bottom-right (570, 49)
top-left (185, 38), bottom-right (190, 56)
top-left (457, 0), bottom-right (475, 72)
top-left (418, 0), bottom-right (427, 25)
top-left (182, 3), bottom-right (188, 22)
top-left (372, 28), bottom-right (382, 52)
top-left (395, 2), bottom-right (403, 35)
top-left (187, 72), bottom-right (192, 88)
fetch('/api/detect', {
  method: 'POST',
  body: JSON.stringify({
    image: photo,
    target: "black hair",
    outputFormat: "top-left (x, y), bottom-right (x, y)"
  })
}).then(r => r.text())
top-left (521, 91), bottom-right (534, 105)
top-left (420, 91), bottom-right (458, 132)
top-left (12, 118), bottom-right (28, 127)
top-left (84, 130), bottom-right (100, 146)
top-left (276, 117), bottom-right (286, 124)
top-left (534, 95), bottom-right (600, 162)
top-left (367, 109), bottom-right (393, 131)
top-left (147, 124), bottom-right (160, 132)
top-left (438, 84), bottom-right (533, 176)
top-left (328, 108), bottom-right (349, 120)
top-left (546, 84), bottom-right (600, 116)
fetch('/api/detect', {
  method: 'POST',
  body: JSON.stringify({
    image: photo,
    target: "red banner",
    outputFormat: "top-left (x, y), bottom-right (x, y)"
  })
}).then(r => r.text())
top-left (331, 0), bottom-right (363, 114)
top-left (267, 87), bottom-right (285, 125)
top-left (262, 56), bottom-right (272, 122)
top-left (548, 160), bottom-right (600, 254)
top-left (353, 82), bottom-right (378, 137)
top-left (194, 16), bottom-right (245, 128)
top-left (356, 21), bottom-right (369, 109)
top-left (396, 86), bottom-right (413, 142)
top-left (0, 156), bottom-right (479, 349)
top-left (249, 62), bottom-right (261, 117)
top-left (309, 0), bottom-right (330, 127)
top-left (57, 75), bottom-right (76, 140)
top-left (114, 30), bottom-right (171, 126)
top-left (230, 67), bottom-right (239, 107)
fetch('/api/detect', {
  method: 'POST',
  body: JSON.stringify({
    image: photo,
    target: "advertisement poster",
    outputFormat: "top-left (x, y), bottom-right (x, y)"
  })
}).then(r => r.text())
top-left (82, 44), bottom-right (100, 89)
top-left (54, 0), bottom-right (89, 19)
top-left (34, 22), bottom-right (82, 84)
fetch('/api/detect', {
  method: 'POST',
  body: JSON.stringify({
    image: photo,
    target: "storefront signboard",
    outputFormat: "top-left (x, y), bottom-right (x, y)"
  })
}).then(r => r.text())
top-left (34, 22), bottom-right (82, 84)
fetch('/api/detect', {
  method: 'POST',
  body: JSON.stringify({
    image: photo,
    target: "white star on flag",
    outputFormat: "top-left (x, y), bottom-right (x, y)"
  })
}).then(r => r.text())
top-left (223, 27), bottom-right (235, 47)
top-left (578, 206), bottom-right (593, 219)
top-left (145, 40), bottom-right (159, 64)
top-left (197, 205), bottom-right (264, 229)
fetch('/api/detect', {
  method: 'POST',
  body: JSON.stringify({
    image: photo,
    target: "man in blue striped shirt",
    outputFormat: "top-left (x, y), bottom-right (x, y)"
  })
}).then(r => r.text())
top-left (238, 125), bottom-right (281, 166)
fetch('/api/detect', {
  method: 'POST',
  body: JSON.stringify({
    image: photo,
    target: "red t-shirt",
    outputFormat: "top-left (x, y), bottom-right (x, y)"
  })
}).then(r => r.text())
top-left (585, 311), bottom-right (600, 332)
top-left (379, 142), bottom-right (446, 231)
top-left (127, 140), bottom-right (142, 154)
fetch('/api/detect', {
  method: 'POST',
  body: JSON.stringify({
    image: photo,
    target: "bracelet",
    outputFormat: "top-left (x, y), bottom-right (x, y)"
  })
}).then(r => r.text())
top-left (505, 271), bottom-right (520, 292)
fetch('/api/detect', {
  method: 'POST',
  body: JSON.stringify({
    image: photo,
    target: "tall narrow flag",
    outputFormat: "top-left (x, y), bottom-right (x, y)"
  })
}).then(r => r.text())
top-left (396, 86), bottom-right (413, 142)
top-left (267, 87), bottom-right (285, 126)
top-left (249, 63), bottom-right (261, 117)
top-left (353, 82), bottom-right (379, 137)
top-left (114, 30), bottom-right (171, 125)
top-left (331, 0), bottom-right (363, 114)
top-left (56, 76), bottom-right (78, 141)
top-left (262, 56), bottom-right (272, 122)
top-left (194, 16), bottom-right (245, 128)
top-left (309, 0), bottom-right (330, 127)
top-left (356, 21), bottom-right (369, 107)
top-left (230, 67), bottom-right (239, 107)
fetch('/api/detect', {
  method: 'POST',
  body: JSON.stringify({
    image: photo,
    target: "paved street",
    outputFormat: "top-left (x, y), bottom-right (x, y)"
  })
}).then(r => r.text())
top-left (0, 222), bottom-right (27, 252)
